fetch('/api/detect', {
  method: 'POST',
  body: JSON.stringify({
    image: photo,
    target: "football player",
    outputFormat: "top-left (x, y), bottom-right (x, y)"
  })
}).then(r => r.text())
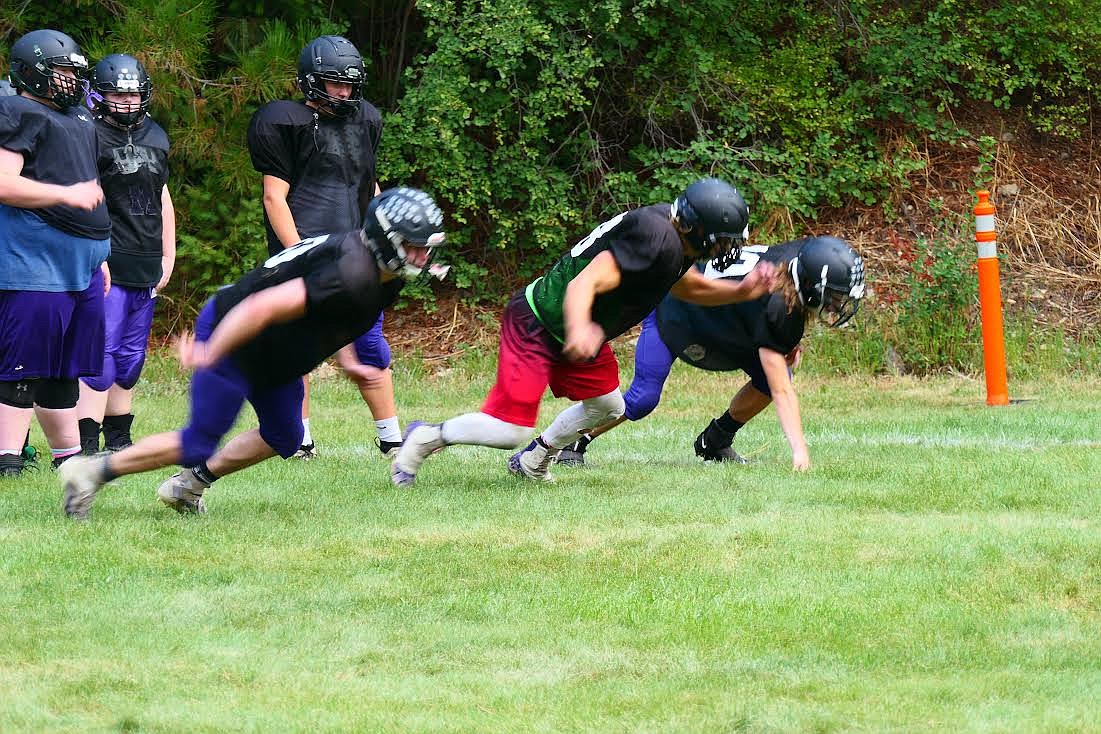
top-left (390, 177), bottom-right (777, 487)
top-left (59, 187), bottom-right (445, 519)
top-left (75, 54), bottom-right (175, 454)
top-left (0, 29), bottom-right (111, 477)
top-left (247, 35), bottom-right (398, 460)
top-left (558, 236), bottom-right (866, 471)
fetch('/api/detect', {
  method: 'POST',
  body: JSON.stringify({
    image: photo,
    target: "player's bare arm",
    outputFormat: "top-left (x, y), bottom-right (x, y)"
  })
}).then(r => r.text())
top-left (158, 185), bottom-right (176, 291)
top-left (670, 262), bottom-right (779, 305)
top-left (563, 250), bottom-right (622, 362)
top-left (0, 147), bottom-right (104, 210)
top-left (760, 346), bottom-right (810, 471)
top-left (260, 174), bottom-right (301, 249)
top-left (179, 277), bottom-right (308, 370)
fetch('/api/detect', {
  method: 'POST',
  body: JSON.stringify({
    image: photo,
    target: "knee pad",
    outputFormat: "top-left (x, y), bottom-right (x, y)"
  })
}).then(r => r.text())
top-left (114, 351), bottom-right (147, 390)
top-left (0, 380), bottom-right (35, 409)
top-left (354, 332), bottom-right (392, 369)
top-left (35, 378), bottom-right (79, 409)
top-left (259, 421), bottom-right (305, 459)
top-left (583, 390), bottom-right (626, 425)
top-left (179, 426), bottom-right (219, 467)
top-left (623, 384), bottom-right (660, 421)
top-left (81, 356), bottom-right (115, 392)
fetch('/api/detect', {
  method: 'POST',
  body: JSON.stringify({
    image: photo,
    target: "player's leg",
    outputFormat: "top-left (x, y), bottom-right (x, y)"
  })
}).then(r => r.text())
top-left (390, 294), bottom-right (550, 487)
top-left (351, 313), bottom-right (403, 456)
top-left (102, 285), bottom-right (157, 451)
top-left (559, 310), bottom-right (675, 466)
top-left (694, 359), bottom-right (774, 463)
top-left (0, 291), bottom-right (62, 476)
top-left (76, 280), bottom-right (126, 454)
top-left (60, 301), bottom-right (244, 518)
top-left (508, 340), bottom-right (623, 480)
top-left (34, 380), bottom-right (82, 467)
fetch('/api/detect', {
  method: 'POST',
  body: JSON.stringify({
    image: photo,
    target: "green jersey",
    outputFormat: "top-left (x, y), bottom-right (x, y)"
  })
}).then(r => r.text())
top-left (526, 204), bottom-right (691, 343)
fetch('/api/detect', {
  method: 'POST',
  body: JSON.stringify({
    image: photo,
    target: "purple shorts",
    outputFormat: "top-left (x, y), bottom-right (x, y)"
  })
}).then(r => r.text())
top-left (0, 269), bottom-right (105, 381)
top-left (82, 284), bottom-right (156, 391)
top-left (178, 299), bottom-right (305, 465)
top-left (352, 312), bottom-right (391, 368)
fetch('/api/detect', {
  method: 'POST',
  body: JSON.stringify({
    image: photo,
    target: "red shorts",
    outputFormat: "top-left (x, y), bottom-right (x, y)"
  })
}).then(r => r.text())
top-left (482, 292), bottom-right (621, 427)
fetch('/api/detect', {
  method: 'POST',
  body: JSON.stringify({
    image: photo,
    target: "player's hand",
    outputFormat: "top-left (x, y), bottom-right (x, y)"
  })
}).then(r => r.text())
top-left (563, 322), bottom-right (605, 362)
top-left (174, 331), bottom-right (211, 371)
top-left (344, 363), bottom-right (387, 388)
top-left (156, 261), bottom-right (173, 291)
top-left (738, 260), bottom-right (780, 300)
top-left (792, 449), bottom-right (810, 472)
top-left (64, 180), bottom-right (104, 210)
top-left (100, 261), bottom-right (111, 296)
top-left (785, 345), bottom-right (803, 371)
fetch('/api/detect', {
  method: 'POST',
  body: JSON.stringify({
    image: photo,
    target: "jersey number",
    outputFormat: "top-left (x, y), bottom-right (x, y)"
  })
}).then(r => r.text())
top-left (263, 235), bottom-right (329, 268)
top-left (570, 213), bottom-right (627, 258)
top-left (703, 245), bottom-right (766, 280)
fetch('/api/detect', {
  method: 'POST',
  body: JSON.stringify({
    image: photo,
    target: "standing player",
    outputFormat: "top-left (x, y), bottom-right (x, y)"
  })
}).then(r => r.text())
top-left (557, 236), bottom-right (866, 471)
top-left (59, 187), bottom-right (445, 519)
top-left (76, 53), bottom-right (175, 454)
top-left (247, 35), bottom-right (399, 460)
top-left (390, 177), bottom-right (777, 487)
top-left (0, 29), bottom-right (111, 477)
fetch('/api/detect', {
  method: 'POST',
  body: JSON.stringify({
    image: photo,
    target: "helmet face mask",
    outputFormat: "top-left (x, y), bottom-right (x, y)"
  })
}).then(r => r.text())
top-left (9, 29), bottom-right (89, 110)
top-left (364, 188), bottom-right (446, 281)
top-left (297, 36), bottom-right (364, 118)
top-left (672, 177), bottom-right (750, 262)
top-left (789, 236), bottom-right (866, 328)
top-left (92, 54), bottom-right (152, 127)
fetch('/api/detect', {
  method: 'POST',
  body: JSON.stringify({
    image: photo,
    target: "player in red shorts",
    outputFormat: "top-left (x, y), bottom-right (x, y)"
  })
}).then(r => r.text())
top-left (391, 177), bottom-right (778, 486)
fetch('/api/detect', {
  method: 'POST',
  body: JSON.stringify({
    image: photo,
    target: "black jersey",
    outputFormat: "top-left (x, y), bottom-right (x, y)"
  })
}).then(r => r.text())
top-left (96, 117), bottom-right (171, 287)
top-left (528, 204), bottom-right (692, 343)
top-left (0, 96), bottom-right (111, 239)
top-left (656, 242), bottom-right (806, 371)
top-left (213, 230), bottom-right (401, 387)
top-left (247, 99), bottom-right (383, 256)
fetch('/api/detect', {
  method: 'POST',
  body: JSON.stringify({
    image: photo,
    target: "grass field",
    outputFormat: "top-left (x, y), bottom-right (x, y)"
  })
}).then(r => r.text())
top-left (2, 356), bottom-right (1100, 732)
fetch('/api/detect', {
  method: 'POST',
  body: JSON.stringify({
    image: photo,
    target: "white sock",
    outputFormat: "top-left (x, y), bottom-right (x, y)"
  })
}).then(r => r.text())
top-left (0, 449), bottom-right (20, 456)
top-left (376, 416), bottom-right (401, 443)
top-left (51, 445), bottom-right (81, 459)
top-left (541, 391), bottom-right (625, 448)
top-left (301, 418), bottom-right (312, 446)
top-left (439, 412), bottom-right (530, 449)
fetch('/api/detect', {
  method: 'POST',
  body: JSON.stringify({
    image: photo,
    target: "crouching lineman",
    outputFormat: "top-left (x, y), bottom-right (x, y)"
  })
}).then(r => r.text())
top-left (390, 177), bottom-right (777, 487)
top-left (59, 187), bottom-right (445, 519)
top-left (557, 236), bottom-right (866, 471)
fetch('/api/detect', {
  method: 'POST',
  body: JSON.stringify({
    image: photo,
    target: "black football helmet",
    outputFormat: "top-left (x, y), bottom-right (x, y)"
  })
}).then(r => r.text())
top-left (363, 187), bottom-right (446, 279)
top-left (8, 29), bottom-right (88, 109)
top-left (789, 236), bottom-right (866, 327)
top-left (297, 35), bottom-right (364, 118)
top-left (672, 177), bottom-right (749, 260)
top-left (91, 54), bottom-right (151, 127)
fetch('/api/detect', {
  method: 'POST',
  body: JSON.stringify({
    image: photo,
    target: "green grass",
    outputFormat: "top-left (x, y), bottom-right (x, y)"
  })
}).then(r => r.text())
top-left (2, 356), bottom-right (1100, 732)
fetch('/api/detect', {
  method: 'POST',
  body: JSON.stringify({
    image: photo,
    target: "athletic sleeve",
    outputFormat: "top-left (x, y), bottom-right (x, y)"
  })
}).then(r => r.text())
top-left (246, 106), bottom-right (295, 183)
top-left (0, 101), bottom-right (43, 156)
top-left (755, 295), bottom-right (804, 355)
top-left (609, 216), bottom-right (681, 289)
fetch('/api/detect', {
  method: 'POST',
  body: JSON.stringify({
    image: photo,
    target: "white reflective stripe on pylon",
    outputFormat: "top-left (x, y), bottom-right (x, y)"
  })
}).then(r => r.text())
top-left (976, 242), bottom-right (998, 259)
top-left (975, 214), bottom-right (996, 232)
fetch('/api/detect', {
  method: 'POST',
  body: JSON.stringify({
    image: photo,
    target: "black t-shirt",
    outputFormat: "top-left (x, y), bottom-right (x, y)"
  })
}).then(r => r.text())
top-left (96, 117), bottom-right (171, 287)
top-left (529, 204), bottom-right (691, 342)
top-left (0, 96), bottom-right (111, 239)
top-left (213, 230), bottom-right (402, 387)
top-left (247, 99), bottom-right (383, 256)
top-left (656, 242), bottom-right (806, 371)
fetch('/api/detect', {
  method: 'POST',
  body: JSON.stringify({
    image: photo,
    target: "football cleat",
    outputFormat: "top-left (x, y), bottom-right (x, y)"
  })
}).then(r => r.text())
top-left (376, 438), bottom-right (402, 458)
top-left (157, 470), bottom-right (209, 514)
top-left (0, 454), bottom-right (23, 478)
top-left (693, 420), bottom-right (749, 464)
top-left (292, 442), bottom-right (319, 461)
top-left (555, 434), bottom-right (593, 467)
top-left (60, 456), bottom-right (108, 520)
top-left (389, 421), bottom-right (443, 488)
top-left (507, 439), bottom-right (558, 482)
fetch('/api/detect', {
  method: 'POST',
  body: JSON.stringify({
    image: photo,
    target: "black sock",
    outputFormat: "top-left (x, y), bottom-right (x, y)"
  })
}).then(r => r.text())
top-left (715, 413), bottom-right (744, 436)
top-left (100, 458), bottom-right (120, 483)
top-left (192, 461), bottom-right (219, 486)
